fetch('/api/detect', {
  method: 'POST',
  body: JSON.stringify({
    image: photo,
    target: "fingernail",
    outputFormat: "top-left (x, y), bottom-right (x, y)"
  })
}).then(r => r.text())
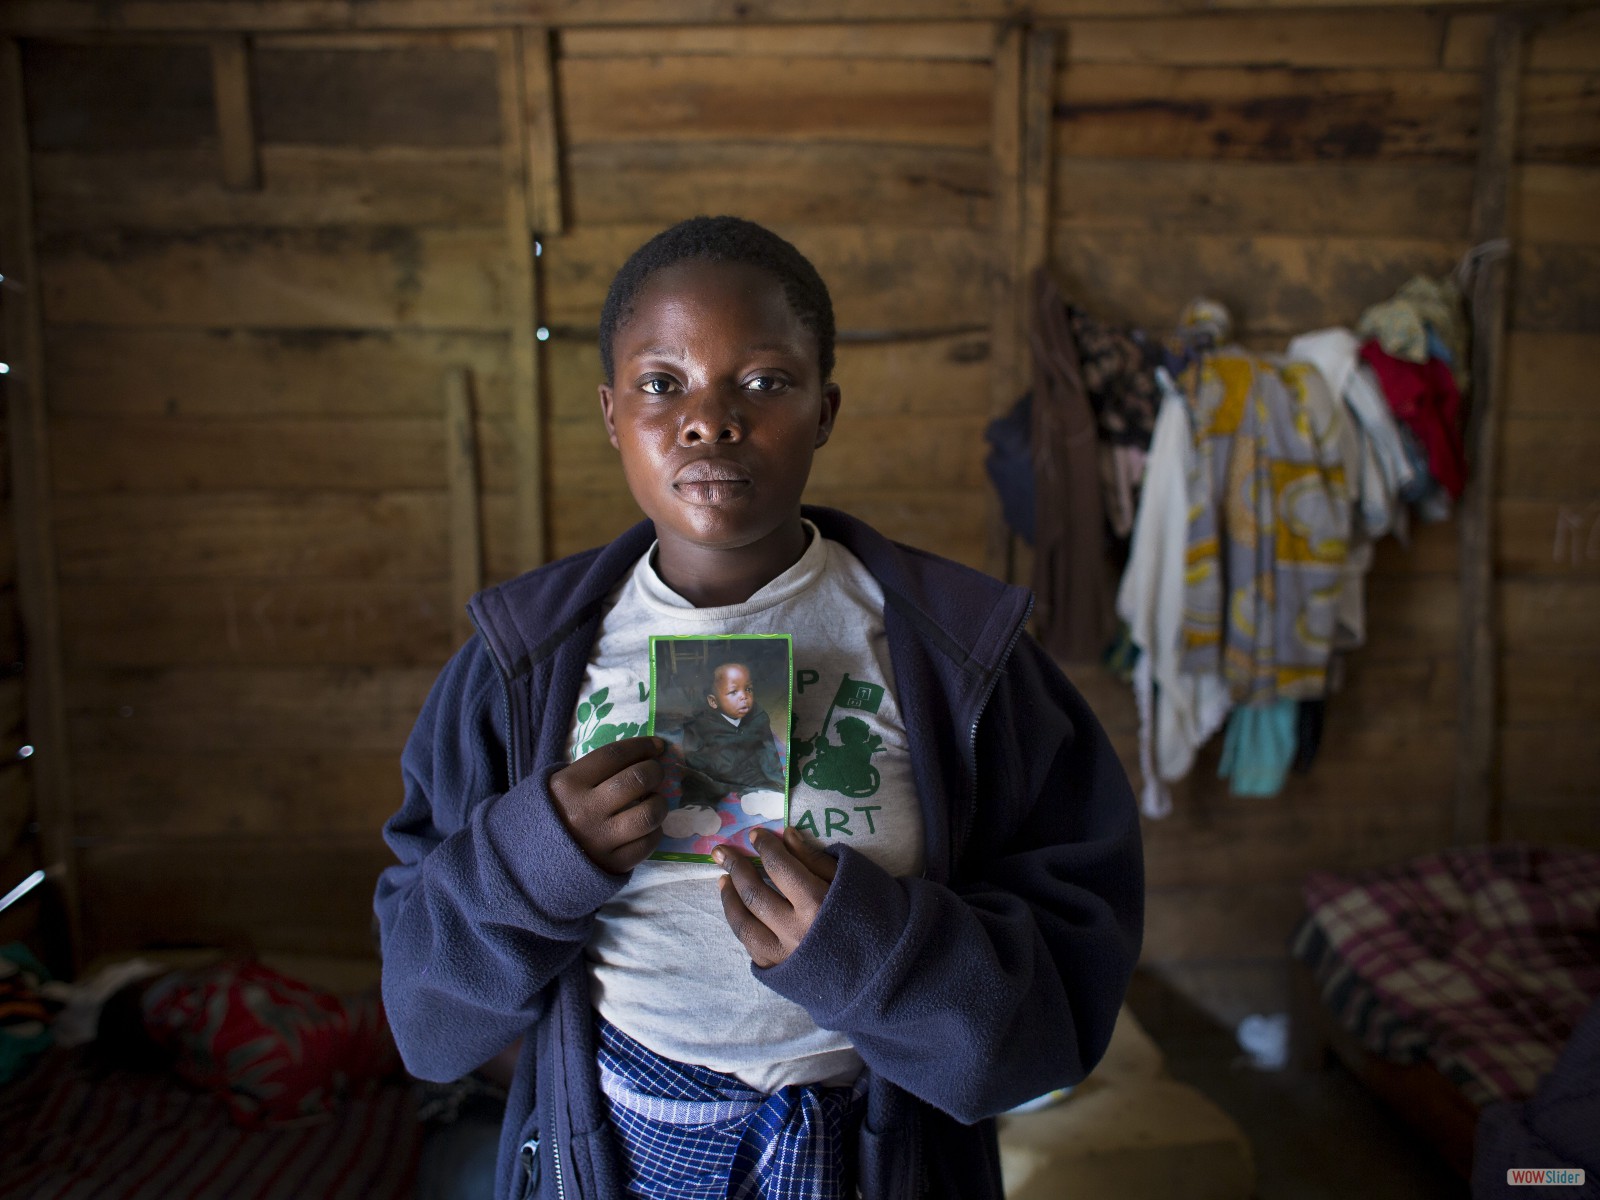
top-left (652, 736), bottom-right (666, 752)
top-left (712, 847), bottom-right (728, 868)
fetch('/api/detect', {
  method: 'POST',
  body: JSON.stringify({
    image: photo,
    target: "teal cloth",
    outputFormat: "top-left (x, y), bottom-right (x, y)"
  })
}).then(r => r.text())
top-left (0, 942), bottom-right (55, 1084)
top-left (1218, 701), bottom-right (1298, 798)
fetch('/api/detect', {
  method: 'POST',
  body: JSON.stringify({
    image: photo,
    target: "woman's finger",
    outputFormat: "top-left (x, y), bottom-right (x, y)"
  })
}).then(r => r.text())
top-left (717, 875), bottom-right (783, 968)
top-left (749, 828), bottom-right (830, 910)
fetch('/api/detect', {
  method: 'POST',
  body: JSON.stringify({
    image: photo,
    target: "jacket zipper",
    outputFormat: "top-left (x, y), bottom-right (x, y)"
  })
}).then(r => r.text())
top-left (959, 596), bottom-right (1034, 860)
top-left (548, 1077), bottom-right (567, 1200)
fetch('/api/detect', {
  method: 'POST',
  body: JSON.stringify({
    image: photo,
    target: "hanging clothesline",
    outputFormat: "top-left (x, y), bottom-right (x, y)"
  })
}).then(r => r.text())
top-left (992, 243), bottom-right (1497, 818)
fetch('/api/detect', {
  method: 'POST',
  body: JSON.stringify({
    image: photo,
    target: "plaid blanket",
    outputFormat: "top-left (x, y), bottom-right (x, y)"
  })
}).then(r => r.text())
top-left (1292, 844), bottom-right (1600, 1108)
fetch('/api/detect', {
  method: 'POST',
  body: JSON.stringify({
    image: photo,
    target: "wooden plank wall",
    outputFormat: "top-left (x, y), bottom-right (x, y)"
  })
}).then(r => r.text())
top-left (24, 31), bottom-right (535, 956)
top-left (2, 5), bottom-right (1596, 1014)
top-left (1049, 7), bottom-right (1600, 1028)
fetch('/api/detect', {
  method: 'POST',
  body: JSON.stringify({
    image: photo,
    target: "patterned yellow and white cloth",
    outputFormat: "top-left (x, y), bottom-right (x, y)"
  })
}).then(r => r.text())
top-left (1178, 350), bottom-right (1350, 707)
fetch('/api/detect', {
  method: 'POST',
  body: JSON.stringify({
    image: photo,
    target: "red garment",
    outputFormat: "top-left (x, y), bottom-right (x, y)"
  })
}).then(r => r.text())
top-left (1359, 339), bottom-right (1466, 499)
top-left (142, 959), bottom-right (400, 1128)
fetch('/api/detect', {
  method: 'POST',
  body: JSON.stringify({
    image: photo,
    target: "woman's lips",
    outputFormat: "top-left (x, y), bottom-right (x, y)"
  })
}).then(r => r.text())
top-left (672, 461), bottom-right (751, 504)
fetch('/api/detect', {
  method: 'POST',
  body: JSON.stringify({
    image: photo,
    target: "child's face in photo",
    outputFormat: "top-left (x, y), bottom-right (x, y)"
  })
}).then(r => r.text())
top-left (707, 662), bottom-right (755, 720)
top-left (599, 259), bottom-right (841, 560)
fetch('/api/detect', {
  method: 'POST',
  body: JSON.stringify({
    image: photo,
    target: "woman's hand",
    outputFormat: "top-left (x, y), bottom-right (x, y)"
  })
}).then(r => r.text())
top-left (548, 736), bottom-right (667, 874)
top-left (715, 827), bottom-right (838, 968)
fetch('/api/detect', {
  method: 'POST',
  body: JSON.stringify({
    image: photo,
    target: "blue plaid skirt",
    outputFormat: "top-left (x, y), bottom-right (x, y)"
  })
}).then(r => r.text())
top-left (596, 1018), bottom-right (865, 1200)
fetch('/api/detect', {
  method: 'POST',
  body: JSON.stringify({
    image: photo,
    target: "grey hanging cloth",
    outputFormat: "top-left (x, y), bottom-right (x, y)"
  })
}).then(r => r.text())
top-left (1028, 268), bottom-right (1117, 663)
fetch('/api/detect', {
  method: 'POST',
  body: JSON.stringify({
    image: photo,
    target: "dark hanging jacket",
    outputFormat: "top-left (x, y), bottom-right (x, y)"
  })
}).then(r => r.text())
top-left (375, 506), bottom-right (1144, 1200)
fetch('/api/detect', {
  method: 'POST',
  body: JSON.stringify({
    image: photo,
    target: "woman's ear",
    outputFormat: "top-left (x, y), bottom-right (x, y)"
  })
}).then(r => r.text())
top-left (598, 383), bottom-right (620, 449)
top-left (815, 382), bottom-right (842, 449)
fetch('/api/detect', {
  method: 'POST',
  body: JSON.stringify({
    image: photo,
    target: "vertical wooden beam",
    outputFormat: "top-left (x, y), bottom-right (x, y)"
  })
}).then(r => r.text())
top-left (520, 26), bottom-right (564, 236)
top-left (445, 367), bottom-right (484, 646)
top-left (210, 34), bottom-right (261, 191)
top-left (985, 21), bottom-right (1026, 585)
top-left (1019, 29), bottom-right (1057, 291)
top-left (0, 39), bottom-right (80, 966)
top-left (1455, 14), bottom-right (1523, 846)
top-left (497, 29), bottom-right (547, 569)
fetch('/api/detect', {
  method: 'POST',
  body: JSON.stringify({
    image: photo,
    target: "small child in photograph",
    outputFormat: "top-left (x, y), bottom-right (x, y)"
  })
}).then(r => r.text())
top-left (678, 660), bottom-right (785, 810)
top-left (377, 214), bottom-right (1143, 1200)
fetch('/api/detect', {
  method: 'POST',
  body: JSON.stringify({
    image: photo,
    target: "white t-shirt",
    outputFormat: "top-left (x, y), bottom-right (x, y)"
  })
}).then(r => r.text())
top-left (567, 523), bottom-right (923, 1091)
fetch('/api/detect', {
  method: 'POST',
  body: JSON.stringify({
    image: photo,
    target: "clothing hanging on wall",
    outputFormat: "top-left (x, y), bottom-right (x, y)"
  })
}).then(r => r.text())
top-left (1179, 349), bottom-right (1352, 709)
top-left (1028, 268), bottom-right (1117, 663)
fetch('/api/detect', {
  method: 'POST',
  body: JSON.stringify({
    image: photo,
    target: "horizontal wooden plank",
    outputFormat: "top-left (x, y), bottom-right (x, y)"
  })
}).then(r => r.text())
top-left (1063, 12), bottom-right (1445, 69)
top-left (1049, 229), bottom-right (1462, 338)
top-left (74, 750), bottom-right (403, 839)
top-left (561, 55), bottom-right (991, 147)
top-left (253, 45), bottom-right (501, 146)
top-left (1497, 805), bottom-right (1600, 852)
top-left (1505, 331), bottom-right (1597, 419)
top-left (1360, 573), bottom-right (1460, 658)
top-left (32, 145), bottom-right (506, 231)
top-left (1053, 64), bottom-right (1480, 163)
top-left (1519, 164), bottom-right (1600, 247)
top-left (1443, 9), bottom-right (1600, 73)
top-left (40, 227), bottom-right (513, 330)
top-left (66, 666), bottom-right (433, 753)
top-left (59, 580), bottom-right (456, 667)
top-left (1054, 156), bottom-right (1473, 238)
top-left (1501, 579), bottom-right (1600, 653)
top-left (1057, 65), bottom-right (1600, 164)
top-left (53, 492), bottom-right (450, 581)
top-left (1369, 514), bottom-right (1458, 576)
top-left (78, 837), bottom-right (391, 958)
top-left (1497, 727), bottom-right (1600, 808)
top-left (1142, 781), bottom-right (1451, 890)
top-left (1501, 651), bottom-right (1600, 728)
top-left (566, 140), bottom-right (993, 229)
top-left (547, 331), bottom-right (991, 421)
top-left (1516, 72), bottom-right (1600, 164)
top-left (21, 39), bottom-right (213, 152)
top-left (49, 415), bottom-right (519, 494)
top-left (0, 1), bottom-right (1520, 37)
top-left (541, 224), bottom-right (993, 333)
top-left (1511, 242), bottom-right (1600, 334)
top-left (1143, 881), bottom-right (1306, 962)
top-left (1501, 416), bottom-right (1600, 499)
top-left (253, 30), bottom-right (500, 50)
top-left (1501, 498), bottom-right (1600, 577)
top-left (44, 327), bottom-right (513, 419)
top-left (560, 22), bottom-right (995, 60)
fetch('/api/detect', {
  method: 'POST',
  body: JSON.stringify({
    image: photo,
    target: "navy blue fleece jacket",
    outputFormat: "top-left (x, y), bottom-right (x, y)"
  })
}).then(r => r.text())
top-left (375, 507), bottom-right (1143, 1200)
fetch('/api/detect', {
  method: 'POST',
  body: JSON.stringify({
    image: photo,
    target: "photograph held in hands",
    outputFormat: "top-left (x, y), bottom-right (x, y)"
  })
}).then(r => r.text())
top-left (647, 633), bottom-right (793, 862)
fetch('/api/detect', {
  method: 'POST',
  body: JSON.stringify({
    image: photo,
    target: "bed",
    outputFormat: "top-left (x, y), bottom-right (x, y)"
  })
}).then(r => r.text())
top-left (1288, 843), bottom-right (1600, 1180)
top-left (0, 951), bottom-right (423, 1200)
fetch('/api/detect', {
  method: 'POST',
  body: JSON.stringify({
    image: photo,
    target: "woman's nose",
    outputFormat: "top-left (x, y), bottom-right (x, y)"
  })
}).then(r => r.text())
top-left (678, 387), bottom-right (743, 445)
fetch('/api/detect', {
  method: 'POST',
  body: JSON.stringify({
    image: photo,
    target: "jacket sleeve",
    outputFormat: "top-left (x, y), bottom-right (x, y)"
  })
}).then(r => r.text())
top-left (755, 634), bottom-right (1144, 1124)
top-left (373, 636), bottom-right (626, 1083)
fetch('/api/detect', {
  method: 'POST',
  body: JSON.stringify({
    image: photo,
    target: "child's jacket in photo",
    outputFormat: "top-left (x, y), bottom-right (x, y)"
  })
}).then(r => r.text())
top-left (678, 702), bottom-right (784, 807)
top-left (375, 506), bottom-right (1145, 1200)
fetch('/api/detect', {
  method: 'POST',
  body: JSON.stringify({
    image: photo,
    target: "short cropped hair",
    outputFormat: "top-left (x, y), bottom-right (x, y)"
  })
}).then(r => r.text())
top-left (599, 216), bottom-right (836, 384)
